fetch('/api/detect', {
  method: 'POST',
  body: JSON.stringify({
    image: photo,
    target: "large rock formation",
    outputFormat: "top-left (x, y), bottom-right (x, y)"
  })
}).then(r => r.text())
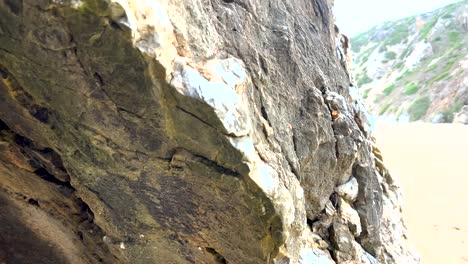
top-left (0, 0), bottom-right (418, 263)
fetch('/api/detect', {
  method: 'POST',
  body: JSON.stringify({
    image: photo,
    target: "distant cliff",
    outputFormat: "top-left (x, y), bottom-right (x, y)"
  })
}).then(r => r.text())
top-left (352, 0), bottom-right (468, 123)
top-left (0, 0), bottom-right (417, 263)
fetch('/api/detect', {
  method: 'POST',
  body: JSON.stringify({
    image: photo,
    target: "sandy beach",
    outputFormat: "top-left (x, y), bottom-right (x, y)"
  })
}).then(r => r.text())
top-left (374, 122), bottom-right (468, 264)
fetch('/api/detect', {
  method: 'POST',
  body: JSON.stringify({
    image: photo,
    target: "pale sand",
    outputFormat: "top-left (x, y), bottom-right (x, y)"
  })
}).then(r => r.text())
top-left (374, 122), bottom-right (468, 264)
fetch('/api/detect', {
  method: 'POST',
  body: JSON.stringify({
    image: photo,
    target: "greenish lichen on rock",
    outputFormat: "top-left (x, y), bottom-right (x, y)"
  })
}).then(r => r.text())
top-left (0, 0), bottom-right (418, 263)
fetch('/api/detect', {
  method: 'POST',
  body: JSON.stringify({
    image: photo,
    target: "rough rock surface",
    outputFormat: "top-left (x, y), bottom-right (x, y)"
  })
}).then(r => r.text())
top-left (0, 0), bottom-right (417, 263)
top-left (453, 105), bottom-right (468, 124)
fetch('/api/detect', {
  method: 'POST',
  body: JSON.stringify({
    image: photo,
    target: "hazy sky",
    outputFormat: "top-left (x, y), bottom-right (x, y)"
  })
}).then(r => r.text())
top-left (334, 0), bottom-right (464, 36)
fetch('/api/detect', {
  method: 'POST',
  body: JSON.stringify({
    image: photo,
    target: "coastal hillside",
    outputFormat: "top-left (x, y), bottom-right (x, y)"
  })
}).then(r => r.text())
top-left (352, 0), bottom-right (468, 122)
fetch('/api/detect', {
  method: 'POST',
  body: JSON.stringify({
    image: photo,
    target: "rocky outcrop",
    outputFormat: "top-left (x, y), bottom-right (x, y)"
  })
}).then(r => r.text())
top-left (453, 105), bottom-right (468, 124)
top-left (0, 0), bottom-right (417, 263)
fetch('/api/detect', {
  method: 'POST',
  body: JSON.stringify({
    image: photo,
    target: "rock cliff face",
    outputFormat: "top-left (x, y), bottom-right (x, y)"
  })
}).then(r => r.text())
top-left (0, 0), bottom-right (417, 263)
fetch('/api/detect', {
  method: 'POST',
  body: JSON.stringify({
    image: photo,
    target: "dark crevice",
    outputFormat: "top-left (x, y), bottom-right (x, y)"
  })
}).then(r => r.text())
top-left (0, 64), bottom-right (53, 124)
top-left (292, 130), bottom-right (298, 155)
top-left (319, 86), bottom-right (327, 96)
top-left (175, 105), bottom-right (244, 138)
top-left (0, 67), bottom-right (8, 79)
top-left (0, 119), bottom-right (8, 130)
top-left (205, 247), bottom-right (227, 264)
top-left (175, 105), bottom-right (220, 132)
top-left (14, 133), bottom-right (32, 147)
top-left (42, 147), bottom-right (53, 154)
top-left (191, 151), bottom-right (241, 178)
top-left (330, 193), bottom-right (338, 208)
top-left (30, 105), bottom-right (50, 123)
top-left (109, 21), bottom-right (122, 30)
top-left (260, 105), bottom-right (269, 122)
top-left (117, 106), bottom-right (144, 119)
top-left (27, 198), bottom-right (40, 207)
top-left (259, 56), bottom-right (269, 75)
top-left (93, 72), bottom-right (104, 86)
top-left (333, 137), bottom-right (339, 159)
top-left (9, 127), bottom-right (70, 181)
top-left (259, 96), bottom-right (272, 128)
top-left (328, 225), bottom-right (339, 262)
top-left (33, 167), bottom-right (74, 189)
top-left (72, 47), bottom-right (89, 77)
top-left (278, 137), bottom-right (300, 180)
top-left (77, 198), bottom-right (96, 224)
top-left (286, 156), bottom-right (300, 181)
top-left (77, 231), bottom-right (84, 241)
top-left (329, 248), bottom-right (339, 262)
top-left (1, 120), bottom-right (71, 189)
top-left (4, 0), bottom-right (22, 15)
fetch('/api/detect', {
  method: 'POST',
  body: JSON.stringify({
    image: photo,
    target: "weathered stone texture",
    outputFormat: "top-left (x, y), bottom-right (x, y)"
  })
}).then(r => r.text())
top-left (0, 0), bottom-right (417, 263)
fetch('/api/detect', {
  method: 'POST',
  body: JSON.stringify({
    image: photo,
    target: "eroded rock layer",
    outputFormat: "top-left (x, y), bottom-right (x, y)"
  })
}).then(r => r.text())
top-left (0, 0), bottom-right (417, 263)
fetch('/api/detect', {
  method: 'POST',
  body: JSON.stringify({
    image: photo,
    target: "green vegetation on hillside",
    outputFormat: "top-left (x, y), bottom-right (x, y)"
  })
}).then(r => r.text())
top-left (379, 103), bottom-right (392, 115)
top-left (357, 46), bottom-right (377, 66)
top-left (442, 13), bottom-right (453, 19)
top-left (431, 71), bottom-right (451, 83)
top-left (404, 83), bottom-right (419, 95)
top-left (384, 51), bottom-right (397, 60)
top-left (362, 88), bottom-right (371, 99)
top-left (382, 20), bottom-right (412, 47)
top-left (419, 15), bottom-right (438, 40)
top-left (399, 47), bottom-right (413, 60)
top-left (439, 100), bottom-right (465, 122)
top-left (408, 96), bottom-right (431, 121)
top-left (356, 73), bottom-right (372, 87)
top-left (382, 84), bottom-right (395, 95)
top-left (449, 32), bottom-right (459, 43)
top-left (351, 31), bottom-right (371, 53)
top-left (351, 0), bottom-right (467, 122)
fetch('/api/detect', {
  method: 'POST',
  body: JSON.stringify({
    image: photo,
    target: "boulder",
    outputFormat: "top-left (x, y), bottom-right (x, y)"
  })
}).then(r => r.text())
top-left (336, 177), bottom-right (359, 202)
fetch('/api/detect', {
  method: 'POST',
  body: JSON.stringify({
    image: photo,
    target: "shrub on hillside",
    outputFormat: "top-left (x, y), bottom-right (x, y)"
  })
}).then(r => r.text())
top-left (383, 84), bottom-right (395, 95)
top-left (404, 83), bottom-right (419, 95)
top-left (408, 96), bottom-right (431, 121)
top-left (357, 73), bottom-right (372, 87)
top-left (363, 88), bottom-right (371, 99)
top-left (439, 101), bottom-right (465, 122)
top-left (384, 51), bottom-right (397, 60)
top-left (379, 103), bottom-right (392, 115)
top-left (441, 13), bottom-right (453, 19)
